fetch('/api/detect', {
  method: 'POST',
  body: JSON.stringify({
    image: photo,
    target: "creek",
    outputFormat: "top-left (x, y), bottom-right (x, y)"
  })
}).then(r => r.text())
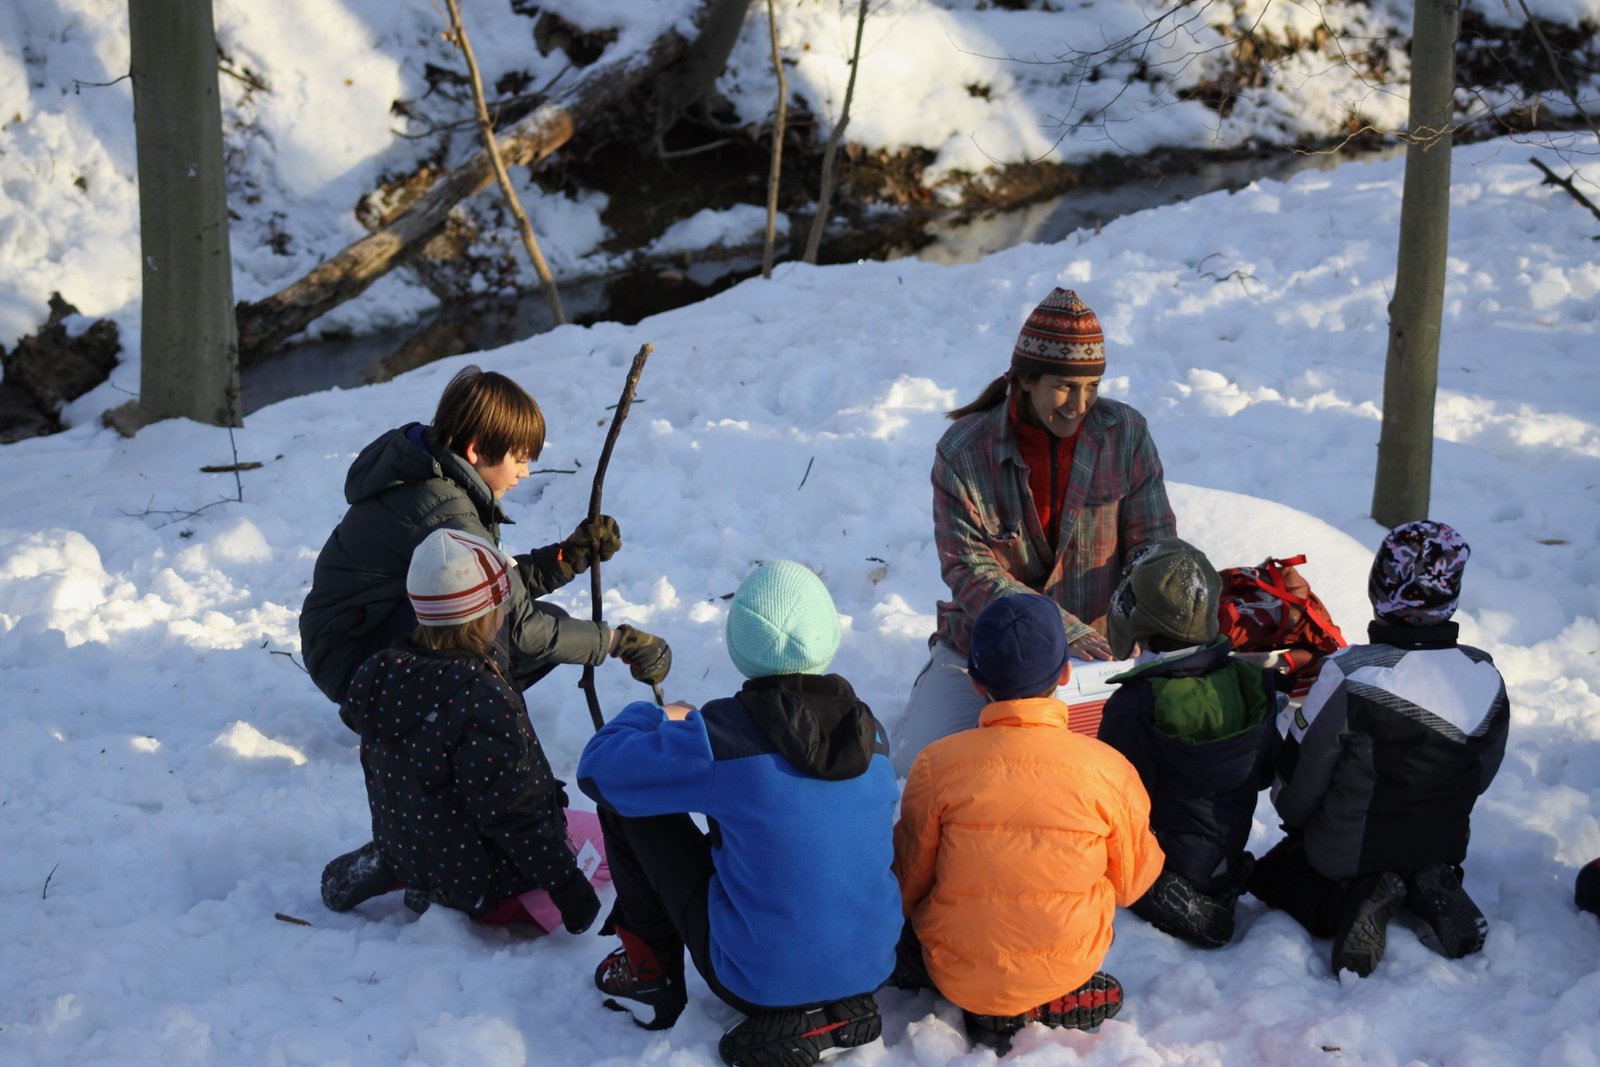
top-left (239, 144), bottom-right (1397, 414)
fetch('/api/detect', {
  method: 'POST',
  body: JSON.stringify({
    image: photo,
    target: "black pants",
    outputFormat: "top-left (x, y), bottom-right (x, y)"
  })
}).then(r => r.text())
top-left (1248, 835), bottom-right (1347, 936)
top-left (598, 808), bottom-right (768, 1014)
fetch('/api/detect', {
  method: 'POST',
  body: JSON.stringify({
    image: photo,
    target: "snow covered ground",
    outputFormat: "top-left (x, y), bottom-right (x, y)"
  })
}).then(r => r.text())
top-left (2, 134), bottom-right (1598, 1065)
top-left (6, 0), bottom-right (1598, 410)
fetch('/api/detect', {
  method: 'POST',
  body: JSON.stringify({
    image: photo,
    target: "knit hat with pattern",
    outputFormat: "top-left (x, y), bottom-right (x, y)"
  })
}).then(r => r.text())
top-left (725, 560), bottom-right (841, 678)
top-left (1107, 538), bottom-right (1221, 659)
top-left (1011, 288), bottom-right (1106, 379)
top-left (406, 528), bottom-right (511, 627)
top-left (967, 593), bottom-right (1071, 701)
top-left (1368, 520), bottom-right (1470, 626)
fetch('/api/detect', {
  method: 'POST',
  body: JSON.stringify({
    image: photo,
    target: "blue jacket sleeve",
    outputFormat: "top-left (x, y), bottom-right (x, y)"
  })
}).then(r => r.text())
top-left (576, 700), bottom-right (716, 817)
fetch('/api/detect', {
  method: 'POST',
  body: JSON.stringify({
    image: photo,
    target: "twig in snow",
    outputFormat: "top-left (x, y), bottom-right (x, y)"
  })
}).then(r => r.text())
top-left (797, 456), bottom-right (815, 490)
top-left (274, 912), bottom-right (312, 926)
top-left (1531, 157), bottom-right (1600, 228)
top-left (42, 862), bottom-right (59, 900)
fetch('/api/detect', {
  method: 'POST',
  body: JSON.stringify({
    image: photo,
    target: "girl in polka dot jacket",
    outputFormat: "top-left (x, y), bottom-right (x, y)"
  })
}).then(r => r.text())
top-left (319, 527), bottom-right (602, 932)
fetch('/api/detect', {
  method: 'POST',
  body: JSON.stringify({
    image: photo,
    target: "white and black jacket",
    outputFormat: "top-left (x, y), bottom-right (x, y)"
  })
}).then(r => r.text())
top-left (1271, 619), bottom-right (1509, 880)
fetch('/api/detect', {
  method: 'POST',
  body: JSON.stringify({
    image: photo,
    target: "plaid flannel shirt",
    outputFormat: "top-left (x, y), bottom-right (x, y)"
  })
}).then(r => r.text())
top-left (932, 397), bottom-right (1176, 654)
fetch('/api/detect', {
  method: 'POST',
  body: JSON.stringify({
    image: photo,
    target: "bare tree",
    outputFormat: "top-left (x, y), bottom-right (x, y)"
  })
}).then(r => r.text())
top-left (443, 0), bottom-right (565, 325)
top-left (129, 0), bottom-right (239, 428)
top-left (804, 0), bottom-right (871, 264)
top-left (762, 0), bottom-right (789, 278)
top-left (1372, 0), bottom-right (1460, 526)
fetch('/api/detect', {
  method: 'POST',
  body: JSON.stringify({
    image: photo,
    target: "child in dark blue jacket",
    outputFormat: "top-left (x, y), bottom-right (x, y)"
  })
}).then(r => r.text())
top-left (577, 561), bottom-right (901, 1067)
top-left (1097, 538), bottom-right (1279, 948)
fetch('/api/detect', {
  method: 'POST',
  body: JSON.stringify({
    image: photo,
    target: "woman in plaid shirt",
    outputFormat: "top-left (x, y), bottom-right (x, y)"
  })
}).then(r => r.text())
top-left (890, 289), bottom-right (1176, 776)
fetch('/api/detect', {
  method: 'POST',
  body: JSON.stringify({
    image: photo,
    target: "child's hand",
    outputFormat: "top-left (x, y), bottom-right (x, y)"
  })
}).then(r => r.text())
top-left (1070, 631), bottom-right (1114, 661)
top-left (550, 873), bottom-right (601, 934)
top-left (613, 624), bottom-right (672, 685)
top-left (559, 515), bottom-right (622, 575)
top-left (663, 701), bottom-right (697, 721)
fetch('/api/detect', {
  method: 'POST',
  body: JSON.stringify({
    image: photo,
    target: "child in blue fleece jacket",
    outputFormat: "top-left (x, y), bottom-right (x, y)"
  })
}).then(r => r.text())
top-left (577, 561), bottom-right (900, 1067)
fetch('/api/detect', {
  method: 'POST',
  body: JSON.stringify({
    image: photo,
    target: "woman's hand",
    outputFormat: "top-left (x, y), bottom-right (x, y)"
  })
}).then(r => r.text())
top-left (663, 700), bottom-right (697, 721)
top-left (1069, 631), bottom-right (1115, 661)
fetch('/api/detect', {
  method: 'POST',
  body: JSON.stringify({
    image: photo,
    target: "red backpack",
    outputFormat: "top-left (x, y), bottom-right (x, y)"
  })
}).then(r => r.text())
top-left (1216, 554), bottom-right (1347, 678)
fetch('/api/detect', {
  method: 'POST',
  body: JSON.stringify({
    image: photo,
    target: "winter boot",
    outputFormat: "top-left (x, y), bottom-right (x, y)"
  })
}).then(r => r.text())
top-left (962, 973), bottom-right (1123, 1053)
top-left (1405, 863), bottom-right (1488, 958)
top-left (719, 995), bottom-right (881, 1067)
top-left (1031, 971), bottom-right (1124, 1030)
top-left (595, 928), bottom-right (687, 1031)
top-left (962, 1010), bottom-right (1029, 1055)
top-left (320, 842), bottom-right (398, 912)
top-left (1131, 869), bottom-right (1235, 948)
top-left (1330, 871), bottom-right (1407, 977)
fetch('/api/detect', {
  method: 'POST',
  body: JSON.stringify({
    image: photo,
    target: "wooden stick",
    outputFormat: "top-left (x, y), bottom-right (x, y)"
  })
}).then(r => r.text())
top-left (442, 0), bottom-right (565, 326)
top-left (580, 344), bottom-right (657, 730)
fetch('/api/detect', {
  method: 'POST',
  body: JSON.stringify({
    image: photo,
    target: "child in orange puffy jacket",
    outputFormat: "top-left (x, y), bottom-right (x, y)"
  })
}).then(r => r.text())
top-left (892, 593), bottom-right (1165, 1053)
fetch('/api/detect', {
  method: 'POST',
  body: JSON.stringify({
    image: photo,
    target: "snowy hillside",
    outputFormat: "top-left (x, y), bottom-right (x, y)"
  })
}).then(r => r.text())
top-left (1, 135), bottom-right (1597, 1065)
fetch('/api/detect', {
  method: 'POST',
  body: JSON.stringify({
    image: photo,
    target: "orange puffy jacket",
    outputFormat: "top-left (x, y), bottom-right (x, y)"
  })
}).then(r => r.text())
top-left (893, 696), bottom-right (1164, 1016)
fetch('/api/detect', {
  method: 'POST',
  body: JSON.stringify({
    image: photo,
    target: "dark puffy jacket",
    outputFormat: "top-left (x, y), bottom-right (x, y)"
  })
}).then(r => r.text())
top-left (299, 424), bottom-right (608, 704)
top-left (342, 641), bottom-right (583, 910)
top-left (1271, 619), bottom-right (1509, 880)
top-left (1097, 639), bottom-right (1277, 892)
top-left (577, 674), bottom-right (901, 1009)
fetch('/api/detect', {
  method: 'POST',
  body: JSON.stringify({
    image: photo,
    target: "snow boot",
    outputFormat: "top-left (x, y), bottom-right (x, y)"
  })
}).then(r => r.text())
top-left (1331, 871), bottom-right (1407, 977)
top-left (1131, 869), bottom-right (1236, 948)
top-left (320, 842), bottom-right (397, 912)
top-left (718, 994), bottom-right (881, 1067)
top-left (1031, 971), bottom-right (1123, 1030)
top-left (1405, 863), bottom-right (1488, 958)
top-left (595, 928), bottom-right (687, 1031)
top-left (962, 972), bottom-right (1123, 1053)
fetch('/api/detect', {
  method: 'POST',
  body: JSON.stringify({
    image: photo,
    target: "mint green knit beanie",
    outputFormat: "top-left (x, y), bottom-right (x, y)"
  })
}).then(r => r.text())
top-left (725, 560), bottom-right (841, 678)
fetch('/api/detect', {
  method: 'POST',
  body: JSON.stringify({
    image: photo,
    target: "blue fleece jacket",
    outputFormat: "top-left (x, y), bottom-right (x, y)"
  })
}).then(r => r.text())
top-left (577, 675), bottom-right (901, 1007)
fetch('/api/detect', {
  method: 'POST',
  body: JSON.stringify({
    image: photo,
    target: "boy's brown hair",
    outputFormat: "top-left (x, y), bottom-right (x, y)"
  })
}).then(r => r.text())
top-left (431, 365), bottom-right (545, 463)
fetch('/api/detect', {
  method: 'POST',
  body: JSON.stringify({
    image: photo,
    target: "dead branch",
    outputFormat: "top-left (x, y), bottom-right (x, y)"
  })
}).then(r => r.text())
top-left (443, 0), bottom-right (565, 325)
top-left (804, 0), bottom-right (870, 264)
top-left (274, 912), bottom-right (312, 926)
top-left (1531, 157), bottom-right (1600, 226)
top-left (234, 16), bottom-right (701, 366)
top-left (43, 862), bottom-right (59, 899)
top-left (762, 0), bottom-right (788, 279)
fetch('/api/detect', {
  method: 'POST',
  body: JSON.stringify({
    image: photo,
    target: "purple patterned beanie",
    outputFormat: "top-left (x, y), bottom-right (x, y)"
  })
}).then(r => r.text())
top-left (1368, 520), bottom-right (1471, 625)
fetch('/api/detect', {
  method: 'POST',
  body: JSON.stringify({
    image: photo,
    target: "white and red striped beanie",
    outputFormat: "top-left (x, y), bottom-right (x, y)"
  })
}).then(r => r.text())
top-left (406, 528), bottom-right (511, 627)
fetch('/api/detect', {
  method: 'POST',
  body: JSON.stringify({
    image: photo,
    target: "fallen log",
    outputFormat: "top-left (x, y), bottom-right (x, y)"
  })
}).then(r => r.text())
top-left (235, 20), bottom-right (699, 366)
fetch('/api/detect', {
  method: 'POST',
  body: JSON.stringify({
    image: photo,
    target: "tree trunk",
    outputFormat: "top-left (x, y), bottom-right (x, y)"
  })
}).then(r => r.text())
top-left (804, 0), bottom-right (869, 264)
top-left (649, 0), bottom-right (755, 147)
top-left (1372, 0), bottom-right (1460, 527)
top-left (761, 0), bottom-right (787, 279)
top-left (234, 22), bottom-right (699, 366)
top-left (130, 0), bottom-right (240, 427)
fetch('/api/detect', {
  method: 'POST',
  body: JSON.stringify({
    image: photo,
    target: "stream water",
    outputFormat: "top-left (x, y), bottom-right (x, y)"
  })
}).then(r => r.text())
top-left (239, 145), bottom-right (1397, 414)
